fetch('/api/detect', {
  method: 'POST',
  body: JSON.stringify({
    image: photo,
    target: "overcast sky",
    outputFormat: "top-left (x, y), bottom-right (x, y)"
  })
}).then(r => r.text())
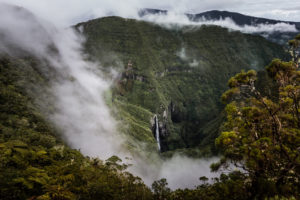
top-left (0, 0), bottom-right (300, 26)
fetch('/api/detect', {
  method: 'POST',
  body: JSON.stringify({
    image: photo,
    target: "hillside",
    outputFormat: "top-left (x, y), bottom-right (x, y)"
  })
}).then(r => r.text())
top-left (76, 16), bottom-right (287, 156)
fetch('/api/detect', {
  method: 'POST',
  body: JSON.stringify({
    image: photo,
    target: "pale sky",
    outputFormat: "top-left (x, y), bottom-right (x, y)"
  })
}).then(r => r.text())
top-left (0, 0), bottom-right (299, 26)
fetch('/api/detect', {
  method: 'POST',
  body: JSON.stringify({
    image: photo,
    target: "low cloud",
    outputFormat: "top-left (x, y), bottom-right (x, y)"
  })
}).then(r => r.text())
top-left (140, 12), bottom-right (298, 33)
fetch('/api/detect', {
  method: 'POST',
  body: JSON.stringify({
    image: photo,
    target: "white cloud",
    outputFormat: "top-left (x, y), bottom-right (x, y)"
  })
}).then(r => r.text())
top-left (141, 13), bottom-right (298, 33)
top-left (0, 0), bottom-right (299, 27)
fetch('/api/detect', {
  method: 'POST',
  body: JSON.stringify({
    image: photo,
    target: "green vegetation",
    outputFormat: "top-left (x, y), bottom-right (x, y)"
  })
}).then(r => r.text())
top-left (211, 35), bottom-right (300, 199)
top-left (0, 55), bottom-right (152, 200)
top-left (77, 16), bottom-right (287, 155)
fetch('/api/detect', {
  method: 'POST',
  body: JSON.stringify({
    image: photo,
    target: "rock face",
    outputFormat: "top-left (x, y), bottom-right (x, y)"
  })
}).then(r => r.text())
top-left (77, 16), bottom-right (287, 155)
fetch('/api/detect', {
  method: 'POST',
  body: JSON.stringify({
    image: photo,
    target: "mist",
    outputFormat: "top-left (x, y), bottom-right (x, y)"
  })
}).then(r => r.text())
top-left (0, 3), bottom-right (219, 189)
top-left (158, 155), bottom-right (219, 189)
top-left (140, 12), bottom-right (298, 33)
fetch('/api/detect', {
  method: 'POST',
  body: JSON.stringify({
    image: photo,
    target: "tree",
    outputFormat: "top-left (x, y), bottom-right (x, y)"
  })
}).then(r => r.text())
top-left (214, 34), bottom-right (300, 199)
top-left (152, 178), bottom-right (171, 200)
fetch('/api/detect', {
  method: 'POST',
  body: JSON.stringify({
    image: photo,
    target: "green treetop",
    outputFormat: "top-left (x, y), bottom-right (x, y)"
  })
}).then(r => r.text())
top-left (214, 34), bottom-right (300, 199)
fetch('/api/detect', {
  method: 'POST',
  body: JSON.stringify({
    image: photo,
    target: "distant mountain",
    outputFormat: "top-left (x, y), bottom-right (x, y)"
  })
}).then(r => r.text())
top-left (139, 9), bottom-right (300, 44)
top-left (188, 10), bottom-right (300, 29)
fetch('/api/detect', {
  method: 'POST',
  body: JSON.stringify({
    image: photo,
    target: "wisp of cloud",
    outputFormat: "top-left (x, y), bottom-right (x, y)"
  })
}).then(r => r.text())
top-left (140, 11), bottom-right (298, 33)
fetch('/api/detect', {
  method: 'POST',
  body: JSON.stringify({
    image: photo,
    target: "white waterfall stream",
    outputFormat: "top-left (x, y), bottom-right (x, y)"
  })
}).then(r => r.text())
top-left (154, 115), bottom-right (161, 151)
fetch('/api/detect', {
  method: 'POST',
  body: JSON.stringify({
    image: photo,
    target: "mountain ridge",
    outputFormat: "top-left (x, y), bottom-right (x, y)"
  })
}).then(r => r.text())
top-left (139, 8), bottom-right (300, 44)
top-left (139, 8), bottom-right (300, 27)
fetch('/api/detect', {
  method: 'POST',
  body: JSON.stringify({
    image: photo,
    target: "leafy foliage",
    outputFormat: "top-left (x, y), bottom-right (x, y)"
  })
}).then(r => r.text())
top-left (213, 34), bottom-right (300, 199)
top-left (152, 178), bottom-right (171, 200)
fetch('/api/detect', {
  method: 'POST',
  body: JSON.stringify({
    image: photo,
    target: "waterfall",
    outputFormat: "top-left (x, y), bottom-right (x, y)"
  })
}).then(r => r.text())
top-left (154, 115), bottom-right (161, 152)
